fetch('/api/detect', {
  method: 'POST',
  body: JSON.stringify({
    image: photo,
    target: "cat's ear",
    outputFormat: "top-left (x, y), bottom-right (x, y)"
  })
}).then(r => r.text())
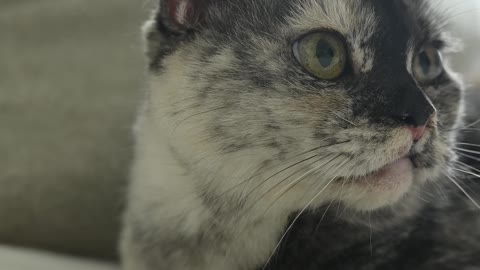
top-left (143, 0), bottom-right (208, 66)
top-left (157, 0), bottom-right (205, 32)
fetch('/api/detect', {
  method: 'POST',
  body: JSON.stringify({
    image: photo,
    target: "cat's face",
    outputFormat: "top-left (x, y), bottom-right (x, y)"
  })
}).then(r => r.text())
top-left (145, 0), bottom-right (463, 212)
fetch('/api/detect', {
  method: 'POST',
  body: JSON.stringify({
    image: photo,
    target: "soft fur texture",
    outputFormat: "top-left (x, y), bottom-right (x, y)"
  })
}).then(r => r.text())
top-left (121, 1), bottom-right (479, 269)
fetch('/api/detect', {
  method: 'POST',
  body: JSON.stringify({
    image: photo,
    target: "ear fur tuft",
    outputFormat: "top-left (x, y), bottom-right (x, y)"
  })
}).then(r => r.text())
top-left (158, 0), bottom-right (202, 32)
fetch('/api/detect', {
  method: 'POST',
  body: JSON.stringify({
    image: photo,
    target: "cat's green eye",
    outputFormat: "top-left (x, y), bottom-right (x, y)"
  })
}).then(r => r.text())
top-left (293, 32), bottom-right (347, 80)
top-left (413, 46), bottom-right (443, 84)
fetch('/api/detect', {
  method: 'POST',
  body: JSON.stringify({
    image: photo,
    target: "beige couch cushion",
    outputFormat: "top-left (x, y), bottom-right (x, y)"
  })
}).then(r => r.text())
top-left (0, 246), bottom-right (118, 270)
top-left (0, 0), bottom-right (147, 259)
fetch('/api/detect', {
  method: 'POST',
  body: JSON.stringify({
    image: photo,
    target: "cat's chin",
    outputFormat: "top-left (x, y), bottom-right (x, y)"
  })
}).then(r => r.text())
top-left (339, 158), bottom-right (414, 211)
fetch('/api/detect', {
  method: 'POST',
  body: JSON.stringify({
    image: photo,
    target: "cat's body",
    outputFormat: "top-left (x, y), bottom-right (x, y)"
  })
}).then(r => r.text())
top-left (121, 0), bottom-right (480, 269)
top-left (261, 181), bottom-right (480, 270)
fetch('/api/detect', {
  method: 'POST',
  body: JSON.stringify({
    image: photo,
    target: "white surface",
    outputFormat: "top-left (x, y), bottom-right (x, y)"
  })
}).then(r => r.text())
top-left (0, 246), bottom-right (119, 270)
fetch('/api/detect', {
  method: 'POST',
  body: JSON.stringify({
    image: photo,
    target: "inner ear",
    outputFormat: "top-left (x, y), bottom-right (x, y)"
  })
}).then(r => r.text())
top-left (168, 0), bottom-right (195, 26)
top-left (160, 0), bottom-right (201, 31)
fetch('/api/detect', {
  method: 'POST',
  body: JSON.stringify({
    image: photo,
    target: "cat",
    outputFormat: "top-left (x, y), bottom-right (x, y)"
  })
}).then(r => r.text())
top-left (120, 0), bottom-right (480, 269)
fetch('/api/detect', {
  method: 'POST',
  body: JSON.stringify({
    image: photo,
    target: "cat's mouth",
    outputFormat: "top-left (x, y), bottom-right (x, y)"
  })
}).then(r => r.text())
top-left (349, 157), bottom-right (414, 188)
top-left (332, 156), bottom-right (417, 210)
top-left (315, 128), bottom-right (440, 210)
top-left (342, 129), bottom-right (433, 189)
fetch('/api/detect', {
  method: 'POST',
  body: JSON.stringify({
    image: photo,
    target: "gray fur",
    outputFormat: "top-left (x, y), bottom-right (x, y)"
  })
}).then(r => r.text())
top-left (121, 1), bottom-right (478, 269)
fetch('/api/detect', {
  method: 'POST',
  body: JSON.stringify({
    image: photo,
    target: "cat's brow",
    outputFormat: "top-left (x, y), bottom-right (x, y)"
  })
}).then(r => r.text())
top-left (399, 0), bottom-right (448, 44)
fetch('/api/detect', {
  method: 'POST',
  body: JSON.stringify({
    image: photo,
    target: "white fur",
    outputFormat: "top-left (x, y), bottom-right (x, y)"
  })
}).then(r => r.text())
top-left (122, 43), bottom-right (423, 270)
top-left (121, 1), bottom-right (458, 269)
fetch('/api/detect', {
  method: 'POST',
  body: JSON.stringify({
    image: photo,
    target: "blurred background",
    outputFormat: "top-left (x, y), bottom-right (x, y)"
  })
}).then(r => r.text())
top-left (0, 0), bottom-right (479, 265)
top-left (0, 0), bottom-right (149, 261)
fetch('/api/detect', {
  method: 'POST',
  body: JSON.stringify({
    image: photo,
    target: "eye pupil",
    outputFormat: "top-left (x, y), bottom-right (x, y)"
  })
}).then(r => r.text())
top-left (293, 32), bottom-right (346, 80)
top-left (413, 47), bottom-right (443, 84)
top-left (419, 51), bottom-right (431, 75)
top-left (316, 40), bottom-right (334, 68)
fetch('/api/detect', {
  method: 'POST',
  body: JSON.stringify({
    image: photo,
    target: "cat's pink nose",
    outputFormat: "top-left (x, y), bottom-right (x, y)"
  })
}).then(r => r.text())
top-left (409, 125), bottom-right (427, 143)
top-left (404, 114), bottom-right (433, 143)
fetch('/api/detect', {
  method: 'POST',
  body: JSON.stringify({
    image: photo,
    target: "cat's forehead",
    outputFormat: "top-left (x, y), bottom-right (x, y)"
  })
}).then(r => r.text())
top-left (201, 0), bottom-right (445, 74)
top-left (288, 0), bottom-right (377, 39)
top-left (285, 0), bottom-right (442, 40)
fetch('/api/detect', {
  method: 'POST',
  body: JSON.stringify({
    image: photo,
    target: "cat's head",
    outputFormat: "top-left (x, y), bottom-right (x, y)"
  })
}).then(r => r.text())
top-left (143, 0), bottom-right (463, 213)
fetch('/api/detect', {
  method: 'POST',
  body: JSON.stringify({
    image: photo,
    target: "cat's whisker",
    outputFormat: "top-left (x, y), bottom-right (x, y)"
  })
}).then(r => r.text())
top-left (315, 171), bottom-right (352, 234)
top-left (233, 154), bottom-right (346, 256)
top-left (453, 147), bottom-right (480, 156)
top-left (259, 156), bottom-right (355, 269)
top-left (457, 128), bottom-right (480, 132)
top-left (180, 144), bottom-right (336, 208)
top-left (442, 0), bottom-right (478, 15)
top-left (453, 162), bottom-right (480, 185)
top-left (252, 155), bottom-right (343, 218)
top-left (458, 130), bottom-right (480, 135)
top-left (261, 171), bottom-right (343, 270)
top-left (332, 111), bottom-right (357, 127)
top-left (213, 141), bottom-right (351, 219)
top-left (447, 163), bottom-right (480, 187)
top-left (243, 140), bottom-right (351, 201)
top-left (415, 195), bottom-right (432, 204)
top-left (254, 156), bottom-right (335, 214)
top-left (242, 155), bottom-right (325, 203)
top-left (449, 168), bottom-right (480, 201)
top-left (171, 106), bottom-right (228, 133)
top-left (261, 155), bottom-right (348, 216)
top-left (241, 154), bottom-right (319, 201)
top-left (457, 152), bottom-right (480, 163)
top-left (439, 0), bottom-right (480, 27)
top-left (421, 189), bottom-right (435, 198)
top-left (314, 199), bottom-right (335, 234)
top-left (430, 180), bottom-right (449, 200)
top-left (334, 190), bottom-right (348, 221)
top-left (169, 96), bottom-right (200, 106)
top-left (442, 171), bottom-right (480, 210)
top-left (455, 142), bottom-right (480, 148)
top-left (261, 154), bottom-right (340, 206)
top-left (453, 160), bottom-right (480, 175)
top-left (369, 212), bottom-right (373, 256)
top-left (451, 167), bottom-right (480, 180)
top-left (456, 117), bottom-right (480, 130)
top-left (440, 7), bottom-right (480, 25)
top-left (335, 195), bottom-right (347, 221)
top-left (218, 139), bottom-right (345, 198)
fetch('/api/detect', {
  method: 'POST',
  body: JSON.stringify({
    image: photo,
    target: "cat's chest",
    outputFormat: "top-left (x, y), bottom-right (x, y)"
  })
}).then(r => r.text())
top-left (260, 209), bottom-right (432, 270)
top-left (261, 200), bottom-right (480, 270)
